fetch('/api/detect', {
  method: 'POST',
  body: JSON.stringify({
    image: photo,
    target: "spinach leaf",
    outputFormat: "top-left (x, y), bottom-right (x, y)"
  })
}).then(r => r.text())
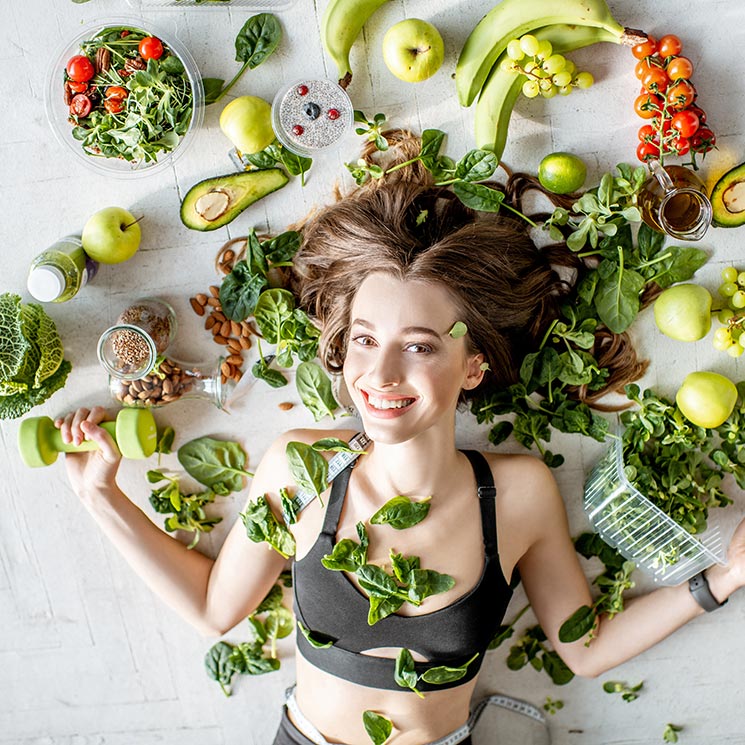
top-left (394, 648), bottom-right (422, 697)
top-left (207, 14), bottom-right (281, 104)
top-left (389, 551), bottom-right (420, 584)
top-left (155, 426), bottom-right (175, 463)
top-left (558, 604), bottom-right (596, 643)
top-left (370, 495), bottom-right (431, 530)
top-left (644, 246), bottom-right (708, 288)
top-left (407, 568), bottom-right (455, 605)
top-left (262, 231), bottom-right (301, 264)
top-left (321, 534), bottom-right (367, 572)
top-left (228, 642), bottom-right (281, 675)
top-left (542, 650), bottom-right (575, 685)
top-left (254, 288), bottom-right (296, 344)
top-left (286, 441), bottom-right (329, 503)
top-left (255, 583), bottom-right (283, 613)
top-left (205, 641), bottom-right (236, 697)
top-left (452, 181), bottom-right (505, 213)
top-left (240, 494), bottom-right (296, 558)
top-left (201, 77), bottom-right (225, 105)
top-left (219, 260), bottom-right (268, 321)
top-left (420, 652), bottom-right (479, 684)
top-left (419, 129), bottom-right (446, 169)
top-left (298, 620), bottom-right (334, 649)
top-left (368, 593), bottom-right (406, 626)
top-left (295, 361), bottom-right (339, 421)
top-left (280, 487), bottom-right (299, 525)
top-left (252, 355), bottom-right (289, 388)
top-left (177, 437), bottom-right (253, 493)
top-left (311, 437), bottom-right (367, 454)
top-left (594, 264), bottom-right (645, 334)
top-left (356, 564), bottom-right (401, 598)
top-left (453, 149), bottom-right (498, 183)
top-left (362, 711), bottom-right (393, 745)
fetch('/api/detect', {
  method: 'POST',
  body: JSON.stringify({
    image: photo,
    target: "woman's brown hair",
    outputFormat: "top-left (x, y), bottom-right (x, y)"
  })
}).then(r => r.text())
top-left (291, 131), bottom-right (646, 406)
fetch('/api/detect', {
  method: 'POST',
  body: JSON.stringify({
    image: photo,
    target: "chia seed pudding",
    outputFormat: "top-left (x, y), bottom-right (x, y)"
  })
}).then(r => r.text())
top-left (272, 79), bottom-right (353, 156)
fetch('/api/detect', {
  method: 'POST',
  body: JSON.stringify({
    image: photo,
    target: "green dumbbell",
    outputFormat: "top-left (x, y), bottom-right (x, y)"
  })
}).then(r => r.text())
top-left (18, 408), bottom-right (158, 468)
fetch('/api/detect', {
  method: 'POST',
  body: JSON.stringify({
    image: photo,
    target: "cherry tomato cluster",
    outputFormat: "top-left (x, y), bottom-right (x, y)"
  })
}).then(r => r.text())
top-left (64, 34), bottom-right (164, 119)
top-left (631, 34), bottom-right (716, 166)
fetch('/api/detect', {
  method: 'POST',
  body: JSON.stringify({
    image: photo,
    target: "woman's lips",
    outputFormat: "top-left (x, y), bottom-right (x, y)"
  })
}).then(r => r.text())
top-left (361, 390), bottom-right (417, 418)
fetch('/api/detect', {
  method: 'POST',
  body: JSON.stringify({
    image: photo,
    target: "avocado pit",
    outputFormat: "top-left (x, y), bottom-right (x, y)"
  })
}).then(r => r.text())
top-left (195, 189), bottom-right (231, 222)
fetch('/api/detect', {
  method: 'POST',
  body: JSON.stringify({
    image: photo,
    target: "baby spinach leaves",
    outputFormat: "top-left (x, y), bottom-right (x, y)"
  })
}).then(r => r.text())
top-left (203, 14), bottom-right (281, 105)
top-left (448, 321), bottom-right (468, 339)
top-left (394, 648), bottom-right (478, 695)
top-left (321, 522), bottom-right (368, 571)
top-left (243, 141), bottom-right (313, 185)
top-left (603, 679), bottom-right (644, 702)
top-left (354, 110), bottom-right (389, 151)
top-left (240, 494), bottom-right (296, 558)
top-left (370, 495), bottom-right (431, 530)
top-left (506, 625), bottom-right (575, 686)
top-left (295, 361), bottom-right (340, 421)
top-left (286, 440), bottom-right (329, 504)
top-left (362, 711), bottom-right (393, 745)
top-left (298, 620), bottom-right (334, 649)
top-left (177, 436), bottom-right (253, 493)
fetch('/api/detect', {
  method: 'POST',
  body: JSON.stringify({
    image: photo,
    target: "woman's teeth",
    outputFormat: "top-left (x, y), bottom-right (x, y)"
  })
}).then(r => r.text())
top-left (367, 396), bottom-right (415, 410)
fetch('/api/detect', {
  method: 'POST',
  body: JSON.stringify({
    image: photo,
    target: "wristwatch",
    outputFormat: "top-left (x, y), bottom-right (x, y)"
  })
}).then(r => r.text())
top-left (688, 570), bottom-right (728, 612)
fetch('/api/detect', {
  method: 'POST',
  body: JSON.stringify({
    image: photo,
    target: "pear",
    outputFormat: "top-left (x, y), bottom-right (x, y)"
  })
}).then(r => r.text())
top-left (676, 371), bottom-right (738, 429)
top-left (653, 284), bottom-right (712, 342)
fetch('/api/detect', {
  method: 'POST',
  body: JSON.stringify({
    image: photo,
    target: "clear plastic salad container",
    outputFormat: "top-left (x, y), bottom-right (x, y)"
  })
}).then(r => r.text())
top-left (46, 17), bottom-right (204, 178)
top-left (125, 0), bottom-right (297, 9)
top-left (583, 435), bottom-right (725, 585)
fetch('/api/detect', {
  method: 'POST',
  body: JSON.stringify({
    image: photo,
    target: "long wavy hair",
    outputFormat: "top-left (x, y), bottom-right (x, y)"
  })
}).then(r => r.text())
top-left (291, 131), bottom-right (646, 407)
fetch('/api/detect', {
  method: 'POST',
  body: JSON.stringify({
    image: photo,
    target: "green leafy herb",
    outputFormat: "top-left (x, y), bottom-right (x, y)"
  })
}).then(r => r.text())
top-left (280, 487), bottom-right (299, 525)
top-left (370, 495), bottom-right (431, 530)
top-left (353, 110), bottom-right (389, 151)
top-left (420, 652), bottom-right (478, 684)
top-left (362, 711), bottom-right (393, 745)
top-left (177, 437), bottom-right (253, 493)
top-left (394, 648), bottom-right (423, 697)
top-left (321, 522), bottom-right (369, 572)
top-left (244, 141), bottom-right (312, 185)
top-left (543, 697), bottom-right (564, 715)
top-left (240, 494), bottom-right (296, 558)
top-left (252, 353), bottom-right (289, 388)
top-left (448, 321), bottom-right (468, 339)
top-left (311, 437), bottom-right (367, 454)
top-left (286, 441), bottom-right (329, 505)
top-left (155, 426), bottom-right (175, 465)
top-left (205, 641), bottom-right (236, 696)
top-left (298, 620), bottom-right (334, 648)
top-left (204, 14), bottom-right (281, 104)
top-left (603, 679), bottom-right (643, 702)
top-left (663, 723), bottom-right (683, 743)
top-left (407, 568), bottom-right (455, 604)
top-left (507, 625), bottom-right (575, 686)
top-left (0, 293), bottom-right (70, 419)
top-left (296, 361), bottom-right (339, 421)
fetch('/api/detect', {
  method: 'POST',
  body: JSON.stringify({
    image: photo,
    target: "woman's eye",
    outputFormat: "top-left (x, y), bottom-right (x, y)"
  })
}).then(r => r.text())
top-left (352, 335), bottom-right (376, 346)
top-left (406, 343), bottom-right (433, 354)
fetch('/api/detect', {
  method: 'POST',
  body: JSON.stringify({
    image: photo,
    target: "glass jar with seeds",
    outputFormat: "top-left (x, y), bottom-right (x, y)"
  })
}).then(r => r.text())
top-left (115, 298), bottom-right (177, 355)
top-left (107, 355), bottom-right (235, 410)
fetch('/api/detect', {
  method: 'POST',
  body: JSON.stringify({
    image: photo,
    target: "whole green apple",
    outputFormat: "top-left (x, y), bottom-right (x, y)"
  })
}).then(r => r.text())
top-left (82, 207), bottom-right (142, 264)
top-left (219, 96), bottom-right (274, 155)
top-left (675, 371), bottom-right (738, 429)
top-left (653, 283), bottom-right (713, 342)
top-left (382, 19), bottom-right (445, 83)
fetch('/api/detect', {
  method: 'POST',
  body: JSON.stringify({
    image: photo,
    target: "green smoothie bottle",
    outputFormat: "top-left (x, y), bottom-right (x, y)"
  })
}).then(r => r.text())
top-left (27, 236), bottom-right (99, 302)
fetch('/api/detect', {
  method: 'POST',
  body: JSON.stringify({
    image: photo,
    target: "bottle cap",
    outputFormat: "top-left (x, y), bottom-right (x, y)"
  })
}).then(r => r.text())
top-left (27, 266), bottom-right (65, 302)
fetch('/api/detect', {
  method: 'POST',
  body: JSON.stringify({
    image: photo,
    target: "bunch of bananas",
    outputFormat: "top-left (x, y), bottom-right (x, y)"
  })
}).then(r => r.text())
top-left (455, 0), bottom-right (645, 162)
top-left (321, 0), bottom-right (392, 88)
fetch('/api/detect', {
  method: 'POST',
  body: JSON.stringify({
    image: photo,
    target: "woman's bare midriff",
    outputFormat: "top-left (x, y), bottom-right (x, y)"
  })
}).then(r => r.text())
top-left (293, 651), bottom-right (476, 745)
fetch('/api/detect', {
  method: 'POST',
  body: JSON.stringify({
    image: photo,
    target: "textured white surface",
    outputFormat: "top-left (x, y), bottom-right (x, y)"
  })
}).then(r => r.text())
top-left (2, 0), bottom-right (745, 743)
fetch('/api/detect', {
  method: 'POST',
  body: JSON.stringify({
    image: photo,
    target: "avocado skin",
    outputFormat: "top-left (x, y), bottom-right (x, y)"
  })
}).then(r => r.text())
top-left (180, 169), bottom-right (289, 231)
top-left (711, 162), bottom-right (745, 228)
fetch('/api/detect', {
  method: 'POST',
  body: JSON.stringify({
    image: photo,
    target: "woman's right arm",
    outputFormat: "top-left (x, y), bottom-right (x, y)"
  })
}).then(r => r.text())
top-left (57, 406), bottom-right (290, 637)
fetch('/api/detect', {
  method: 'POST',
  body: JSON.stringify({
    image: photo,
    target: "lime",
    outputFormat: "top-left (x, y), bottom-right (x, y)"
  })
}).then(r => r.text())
top-left (538, 152), bottom-right (587, 195)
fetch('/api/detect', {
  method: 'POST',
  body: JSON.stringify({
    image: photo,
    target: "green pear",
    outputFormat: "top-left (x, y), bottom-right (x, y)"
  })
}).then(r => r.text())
top-left (675, 371), bottom-right (738, 429)
top-left (653, 283), bottom-right (712, 342)
top-left (219, 96), bottom-right (274, 156)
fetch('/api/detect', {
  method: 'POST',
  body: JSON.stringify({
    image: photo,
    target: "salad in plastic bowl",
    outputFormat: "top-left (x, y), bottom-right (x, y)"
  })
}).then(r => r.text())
top-left (46, 18), bottom-right (204, 177)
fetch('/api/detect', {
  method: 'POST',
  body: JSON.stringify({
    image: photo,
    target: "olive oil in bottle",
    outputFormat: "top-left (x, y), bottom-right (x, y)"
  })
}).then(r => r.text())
top-left (27, 236), bottom-right (99, 302)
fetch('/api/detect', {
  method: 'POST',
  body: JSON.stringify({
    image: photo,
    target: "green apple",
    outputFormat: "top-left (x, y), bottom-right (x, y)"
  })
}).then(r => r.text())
top-left (382, 19), bottom-right (445, 83)
top-left (675, 371), bottom-right (738, 429)
top-left (653, 283), bottom-right (713, 342)
top-left (82, 207), bottom-right (142, 264)
top-left (219, 96), bottom-right (274, 155)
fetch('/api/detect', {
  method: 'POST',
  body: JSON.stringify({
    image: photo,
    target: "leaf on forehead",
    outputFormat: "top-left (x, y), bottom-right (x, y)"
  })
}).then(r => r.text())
top-left (448, 321), bottom-right (468, 339)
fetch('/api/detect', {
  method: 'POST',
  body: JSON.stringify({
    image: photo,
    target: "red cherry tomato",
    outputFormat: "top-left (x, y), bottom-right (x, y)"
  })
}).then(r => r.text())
top-left (637, 141), bottom-right (660, 162)
top-left (104, 97), bottom-right (125, 114)
top-left (667, 79), bottom-right (696, 110)
top-left (652, 115), bottom-right (673, 135)
top-left (671, 109), bottom-right (700, 138)
top-left (688, 105), bottom-right (707, 125)
top-left (70, 93), bottom-right (92, 117)
top-left (634, 58), bottom-right (657, 80)
top-left (66, 55), bottom-right (95, 83)
top-left (638, 124), bottom-right (656, 142)
top-left (657, 34), bottom-right (682, 58)
top-left (666, 56), bottom-right (693, 81)
top-left (634, 93), bottom-right (661, 119)
top-left (67, 81), bottom-right (88, 94)
top-left (106, 86), bottom-right (128, 100)
top-left (670, 136), bottom-right (690, 156)
top-left (138, 36), bottom-right (164, 61)
top-left (690, 127), bottom-right (716, 153)
top-left (631, 35), bottom-right (657, 60)
top-left (642, 66), bottom-right (670, 94)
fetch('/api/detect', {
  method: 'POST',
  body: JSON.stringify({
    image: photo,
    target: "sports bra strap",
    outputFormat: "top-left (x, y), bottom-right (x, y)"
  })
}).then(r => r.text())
top-left (320, 461), bottom-right (354, 536)
top-left (461, 450), bottom-right (499, 559)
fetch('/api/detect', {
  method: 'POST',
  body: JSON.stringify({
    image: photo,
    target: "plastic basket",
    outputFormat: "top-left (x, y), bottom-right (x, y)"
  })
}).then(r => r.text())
top-left (583, 435), bottom-right (725, 585)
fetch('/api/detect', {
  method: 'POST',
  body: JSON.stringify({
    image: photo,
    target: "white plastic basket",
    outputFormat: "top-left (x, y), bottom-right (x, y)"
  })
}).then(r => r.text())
top-left (583, 435), bottom-right (725, 585)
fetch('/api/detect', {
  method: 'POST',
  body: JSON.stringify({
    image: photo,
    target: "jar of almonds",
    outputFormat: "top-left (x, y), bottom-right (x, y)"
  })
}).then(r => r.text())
top-left (107, 354), bottom-right (234, 409)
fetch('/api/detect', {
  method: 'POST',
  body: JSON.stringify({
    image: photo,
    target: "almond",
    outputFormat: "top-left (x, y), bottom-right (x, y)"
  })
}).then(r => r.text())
top-left (212, 310), bottom-right (226, 323)
top-left (239, 336), bottom-right (252, 349)
top-left (214, 335), bottom-right (228, 345)
top-left (230, 320), bottom-right (242, 337)
top-left (190, 297), bottom-right (206, 316)
top-left (207, 297), bottom-right (221, 308)
top-left (196, 293), bottom-right (208, 305)
top-left (278, 402), bottom-right (294, 411)
top-left (221, 361), bottom-right (232, 377)
top-left (224, 249), bottom-right (235, 263)
top-left (209, 285), bottom-right (220, 297)
top-left (220, 320), bottom-right (231, 337)
top-left (205, 315), bottom-right (217, 330)
top-left (227, 339), bottom-right (242, 354)
top-left (231, 368), bottom-right (244, 381)
top-left (227, 354), bottom-right (243, 366)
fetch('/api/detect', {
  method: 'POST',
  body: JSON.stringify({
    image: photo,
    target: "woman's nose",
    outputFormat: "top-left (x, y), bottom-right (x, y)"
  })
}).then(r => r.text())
top-left (368, 347), bottom-right (402, 388)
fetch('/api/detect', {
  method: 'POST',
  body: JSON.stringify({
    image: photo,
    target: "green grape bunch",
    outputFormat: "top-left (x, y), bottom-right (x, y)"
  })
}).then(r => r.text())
top-left (500, 34), bottom-right (594, 100)
top-left (713, 266), bottom-right (745, 357)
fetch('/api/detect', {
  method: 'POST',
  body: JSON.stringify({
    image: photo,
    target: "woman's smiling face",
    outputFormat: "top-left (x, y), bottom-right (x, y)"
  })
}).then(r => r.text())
top-left (342, 272), bottom-right (484, 444)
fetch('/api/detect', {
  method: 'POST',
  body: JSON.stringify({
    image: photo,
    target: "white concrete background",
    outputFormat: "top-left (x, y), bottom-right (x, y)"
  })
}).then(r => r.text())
top-left (2, 0), bottom-right (745, 743)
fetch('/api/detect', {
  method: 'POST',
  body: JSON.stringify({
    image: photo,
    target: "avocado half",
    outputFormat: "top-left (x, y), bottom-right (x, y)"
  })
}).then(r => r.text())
top-left (181, 168), bottom-right (289, 231)
top-left (711, 162), bottom-right (745, 228)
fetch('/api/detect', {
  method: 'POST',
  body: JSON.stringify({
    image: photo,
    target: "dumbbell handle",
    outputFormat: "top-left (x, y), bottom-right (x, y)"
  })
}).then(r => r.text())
top-left (48, 421), bottom-right (119, 453)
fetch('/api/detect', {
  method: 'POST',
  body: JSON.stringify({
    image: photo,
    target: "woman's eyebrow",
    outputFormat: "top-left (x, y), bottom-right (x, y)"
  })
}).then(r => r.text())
top-left (350, 318), bottom-right (443, 338)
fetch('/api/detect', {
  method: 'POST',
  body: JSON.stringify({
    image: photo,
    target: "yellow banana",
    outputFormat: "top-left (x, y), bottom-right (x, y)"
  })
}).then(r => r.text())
top-left (456, 0), bottom-right (626, 107)
top-left (321, 0), bottom-right (393, 87)
top-left (474, 24), bottom-right (621, 162)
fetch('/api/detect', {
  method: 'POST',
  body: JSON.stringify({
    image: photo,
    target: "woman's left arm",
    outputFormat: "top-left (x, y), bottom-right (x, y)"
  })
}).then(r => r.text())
top-left (512, 458), bottom-right (745, 678)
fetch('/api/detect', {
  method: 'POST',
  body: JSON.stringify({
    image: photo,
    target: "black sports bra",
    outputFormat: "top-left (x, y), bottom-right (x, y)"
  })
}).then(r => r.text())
top-left (293, 449), bottom-right (518, 691)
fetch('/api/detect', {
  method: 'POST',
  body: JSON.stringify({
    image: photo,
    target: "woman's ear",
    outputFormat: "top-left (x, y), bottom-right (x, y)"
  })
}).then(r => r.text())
top-left (463, 353), bottom-right (486, 391)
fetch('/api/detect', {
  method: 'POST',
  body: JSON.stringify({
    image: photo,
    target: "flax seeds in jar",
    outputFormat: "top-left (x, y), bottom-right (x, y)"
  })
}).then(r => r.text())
top-left (116, 298), bottom-right (177, 354)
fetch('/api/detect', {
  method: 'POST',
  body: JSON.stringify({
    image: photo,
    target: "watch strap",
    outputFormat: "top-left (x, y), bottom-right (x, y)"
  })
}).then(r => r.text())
top-left (688, 570), bottom-right (728, 612)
